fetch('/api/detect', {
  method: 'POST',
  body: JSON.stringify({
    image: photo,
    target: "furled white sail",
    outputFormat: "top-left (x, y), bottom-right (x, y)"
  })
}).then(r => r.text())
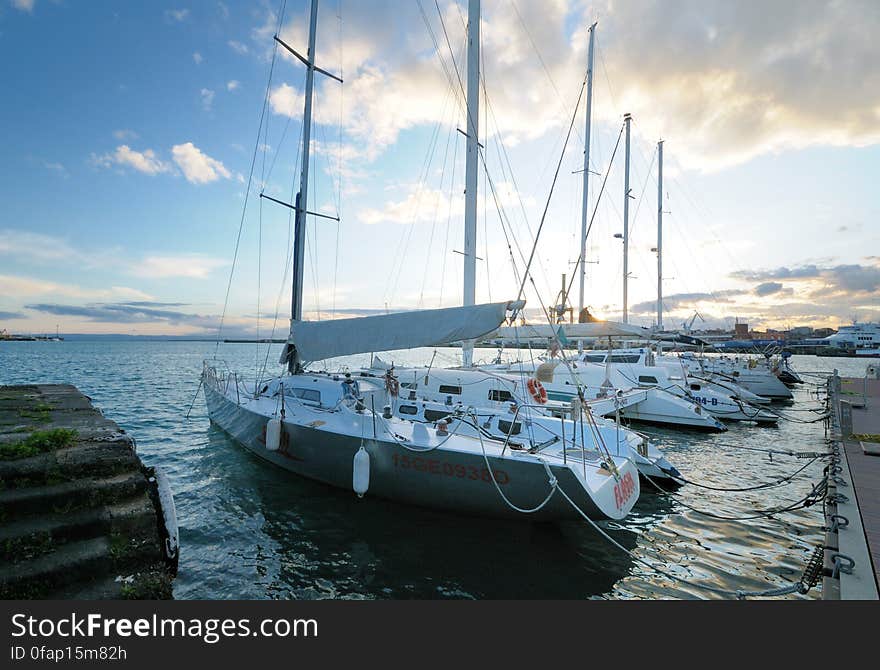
top-left (488, 321), bottom-right (652, 342)
top-left (281, 300), bottom-right (524, 364)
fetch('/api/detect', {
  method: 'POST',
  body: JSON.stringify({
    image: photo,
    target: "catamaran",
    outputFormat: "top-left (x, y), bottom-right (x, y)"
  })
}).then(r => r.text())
top-left (203, 0), bottom-right (640, 521)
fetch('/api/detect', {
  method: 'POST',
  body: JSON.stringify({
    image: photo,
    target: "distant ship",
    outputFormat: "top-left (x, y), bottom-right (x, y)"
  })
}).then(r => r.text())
top-left (0, 326), bottom-right (64, 342)
top-left (822, 323), bottom-right (880, 357)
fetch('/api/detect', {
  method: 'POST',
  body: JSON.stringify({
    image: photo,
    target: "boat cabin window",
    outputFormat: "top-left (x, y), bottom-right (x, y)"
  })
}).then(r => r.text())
top-left (609, 354), bottom-right (640, 363)
top-left (400, 382), bottom-right (416, 389)
top-left (583, 354), bottom-right (605, 363)
top-left (638, 375), bottom-right (658, 384)
top-left (488, 389), bottom-right (513, 402)
top-left (398, 404), bottom-right (418, 415)
top-left (689, 383), bottom-right (701, 391)
top-left (497, 419), bottom-right (522, 436)
top-left (438, 384), bottom-right (462, 395)
top-left (290, 388), bottom-right (321, 403)
top-left (424, 409), bottom-right (452, 422)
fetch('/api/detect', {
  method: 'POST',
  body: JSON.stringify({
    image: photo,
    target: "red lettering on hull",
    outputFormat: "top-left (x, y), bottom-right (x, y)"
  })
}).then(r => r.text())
top-left (392, 453), bottom-right (510, 485)
top-left (614, 472), bottom-right (636, 509)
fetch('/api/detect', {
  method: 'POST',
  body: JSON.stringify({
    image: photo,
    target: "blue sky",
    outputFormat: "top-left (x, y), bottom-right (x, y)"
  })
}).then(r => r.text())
top-left (1, 0), bottom-right (878, 336)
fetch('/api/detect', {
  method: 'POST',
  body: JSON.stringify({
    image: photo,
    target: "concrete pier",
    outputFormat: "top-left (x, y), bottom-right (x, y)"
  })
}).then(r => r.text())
top-left (0, 384), bottom-right (177, 599)
top-left (825, 370), bottom-right (880, 599)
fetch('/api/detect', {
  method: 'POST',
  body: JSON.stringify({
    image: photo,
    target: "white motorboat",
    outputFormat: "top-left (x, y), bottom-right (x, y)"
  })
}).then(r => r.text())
top-left (586, 348), bottom-right (779, 424)
top-left (356, 361), bottom-right (683, 487)
top-left (484, 356), bottom-right (727, 431)
top-left (659, 352), bottom-right (794, 400)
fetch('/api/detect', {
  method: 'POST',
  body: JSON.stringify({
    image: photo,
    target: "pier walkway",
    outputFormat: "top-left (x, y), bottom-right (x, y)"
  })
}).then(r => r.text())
top-left (826, 371), bottom-right (880, 599)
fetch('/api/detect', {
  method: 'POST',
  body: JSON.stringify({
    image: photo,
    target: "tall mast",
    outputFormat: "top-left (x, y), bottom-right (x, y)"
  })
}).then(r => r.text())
top-left (622, 112), bottom-right (631, 324)
top-left (577, 22), bottom-right (597, 348)
top-left (656, 139), bottom-right (664, 330)
top-left (462, 0), bottom-right (480, 367)
top-left (289, 0), bottom-right (319, 371)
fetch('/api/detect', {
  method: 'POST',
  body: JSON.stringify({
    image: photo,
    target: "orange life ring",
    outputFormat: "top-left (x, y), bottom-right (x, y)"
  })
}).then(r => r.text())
top-left (527, 378), bottom-right (548, 404)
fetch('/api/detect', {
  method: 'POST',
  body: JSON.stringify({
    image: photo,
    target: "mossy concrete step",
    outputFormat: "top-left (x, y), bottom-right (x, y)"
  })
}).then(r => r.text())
top-left (0, 471), bottom-right (148, 518)
top-left (55, 569), bottom-right (174, 600)
top-left (0, 384), bottom-right (177, 599)
top-left (0, 534), bottom-right (166, 599)
top-left (0, 439), bottom-right (142, 489)
top-left (0, 497), bottom-right (159, 563)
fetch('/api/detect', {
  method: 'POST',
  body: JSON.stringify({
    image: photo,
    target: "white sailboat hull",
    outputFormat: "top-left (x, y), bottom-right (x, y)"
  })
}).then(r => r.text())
top-left (204, 378), bottom-right (638, 521)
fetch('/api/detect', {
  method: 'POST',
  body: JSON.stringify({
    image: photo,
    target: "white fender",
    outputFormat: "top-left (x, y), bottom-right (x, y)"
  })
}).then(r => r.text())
top-left (266, 418), bottom-right (282, 451)
top-left (353, 446), bottom-right (370, 498)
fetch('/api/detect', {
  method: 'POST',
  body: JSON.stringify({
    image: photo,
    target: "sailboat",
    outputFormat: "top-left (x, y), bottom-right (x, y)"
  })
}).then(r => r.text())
top-left (202, 0), bottom-right (640, 521)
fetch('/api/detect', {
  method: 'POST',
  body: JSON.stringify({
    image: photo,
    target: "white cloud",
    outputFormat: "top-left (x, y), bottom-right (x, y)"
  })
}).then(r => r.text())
top-left (11, 0), bottom-right (35, 12)
top-left (112, 129), bottom-right (139, 141)
top-left (359, 185), bottom-right (463, 226)
top-left (228, 40), bottom-right (249, 55)
top-left (268, 83), bottom-right (303, 118)
top-left (260, 0), bottom-right (880, 173)
top-left (226, 80), bottom-right (240, 92)
top-left (171, 142), bottom-right (231, 184)
top-left (0, 229), bottom-right (81, 263)
top-left (193, 51), bottom-right (204, 65)
top-left (0, 273), bottom-right (153, 301)
top-left (91, 145), bottom-right (171, 175)
top-left (132, 254), bottom-right (227, 279)
top-left (200, 88), bottom-right (215, 111)
top-left (165, 8), bottom-right (189, 23)
top-left (43, 161), bottom-right (67, 177)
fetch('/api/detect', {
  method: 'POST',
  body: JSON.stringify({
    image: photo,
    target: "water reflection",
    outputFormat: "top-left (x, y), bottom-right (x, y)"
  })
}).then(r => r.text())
top-left (0, 342), bottom-right (862, 600)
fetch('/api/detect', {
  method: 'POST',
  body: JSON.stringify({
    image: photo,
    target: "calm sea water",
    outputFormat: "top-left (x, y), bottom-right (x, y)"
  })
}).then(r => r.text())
top-left (0, 341), bottom-right (868, 599)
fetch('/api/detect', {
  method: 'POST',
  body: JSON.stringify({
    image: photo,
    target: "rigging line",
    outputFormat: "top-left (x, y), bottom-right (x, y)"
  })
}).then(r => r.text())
top-left (259, 114), bottom-right (302, 383)
top-left (487, 169), bottom-right (523, 290)
top-left (515, 75), bottom-right (587, 303)
top-left (386, 87), bottom-right (453, 306)
top-left (563, 120), bottom-right (625, 306)
top-left (381, 58), bottom-right (456, 305)
top-left (595, 34), bottom-right (619, 115)
top-left (316, 123), bottom-right (342, 218)
top-left (214, 7), bottom-right (285, 356)
top-left (453, 0), bottom-right (580, 301)
top-left (433, 0), bottom-right (468, 124)
top-left (256, 194), bottom-right (263, 392)
top-left (479, 83), bottom-right (533, 288)
top-left (258, 216), bottom-right (294, 383)
top-left (433, 0), bottom-right (534, 295)
top-left (262, 0), bottom-right (292, 189)
top-left (506, 0), bottom-right (583, 146)
top-left (310, 164), bottom-right (322, 319)
top-left (332, 0), bottom-right (344, 318)
top-left (435, 0), bottom-right (568, 307)
top-left (482, 42), bottom-right (490, 303)
top-left (417, 0), bottom-right (463, 109)
top-left (419, 114), bottom-right (456, 307)
top-left (438, 133), bottom-right (459, 307)
top-left (626, 142), bottom-right (657, 242)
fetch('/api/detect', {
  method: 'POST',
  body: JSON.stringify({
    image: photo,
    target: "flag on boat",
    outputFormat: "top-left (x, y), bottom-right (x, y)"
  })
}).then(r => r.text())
top-left (549, 324), bottom-right (569, 357)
